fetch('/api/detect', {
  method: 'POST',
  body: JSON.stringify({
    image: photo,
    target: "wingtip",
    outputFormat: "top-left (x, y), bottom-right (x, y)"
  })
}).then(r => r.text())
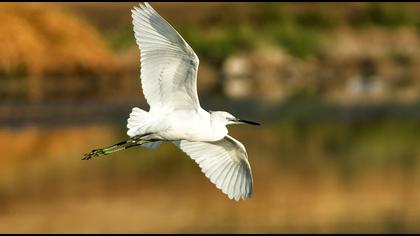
top-left (232, 193), bottom-right (251, 201)
top-left (228, 190), bottom-right (252, 202)
top-left (135, 2), bottom-right (156, 15)
top-left (243, 192), bottom-right (252, 200)
top-left (138, 2), bottom-right (152, 9)
top-left (134, 2), bottom-right (147, 13)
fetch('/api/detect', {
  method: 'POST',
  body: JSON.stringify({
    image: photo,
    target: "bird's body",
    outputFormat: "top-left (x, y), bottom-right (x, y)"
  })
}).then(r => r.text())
top-left (128, 108), bottom-right (227, 142)
top-left (84, 2), bottom-right (259, 201)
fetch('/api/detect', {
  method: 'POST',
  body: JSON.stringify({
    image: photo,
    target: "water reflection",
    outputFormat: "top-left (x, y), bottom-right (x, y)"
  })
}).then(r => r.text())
top-left (0, 119), bottom-right (419, 233)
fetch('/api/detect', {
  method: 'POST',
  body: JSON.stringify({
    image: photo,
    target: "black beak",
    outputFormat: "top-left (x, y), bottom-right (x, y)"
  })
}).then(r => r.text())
top-left (237, 119), bottom-right (261, 126)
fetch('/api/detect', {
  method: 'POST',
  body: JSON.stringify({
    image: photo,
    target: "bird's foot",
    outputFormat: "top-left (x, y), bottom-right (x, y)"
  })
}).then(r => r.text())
top-left (82, 148), bottom-right (106, 160)
top-left (82, 134), bottom-right (154, 161)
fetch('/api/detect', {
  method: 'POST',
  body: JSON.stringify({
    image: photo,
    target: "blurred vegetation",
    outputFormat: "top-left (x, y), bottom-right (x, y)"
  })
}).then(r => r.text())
top-left (177, 3), bottom-right (331, 64)
top-left (350, 3), bottom-right (420, 28)
top-left (0, 3), bottom-right (113, 78)
top-left (172, 3), bottom-right (420, 67)
top-left (1, 3), bottom-right (420, 77)
top-left (1, 3), bottom-right (420, 103)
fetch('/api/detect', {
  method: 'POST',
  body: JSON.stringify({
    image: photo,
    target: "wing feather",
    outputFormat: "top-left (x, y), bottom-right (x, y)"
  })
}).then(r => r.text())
top-left (174, 135), bottom-right (253, 201)
top-left (132, 2), bottom-right (200, 114)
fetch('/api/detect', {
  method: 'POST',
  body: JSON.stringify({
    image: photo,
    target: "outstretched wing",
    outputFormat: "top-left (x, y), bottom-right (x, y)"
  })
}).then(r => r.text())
top-left (174, 135), bottom-right (253, 201)
top-left (132, 2), bottom-right (201, 114)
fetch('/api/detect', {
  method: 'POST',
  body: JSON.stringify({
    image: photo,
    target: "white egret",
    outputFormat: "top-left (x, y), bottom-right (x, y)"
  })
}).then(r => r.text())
top-left (83, 2), bottom-right (260, 201)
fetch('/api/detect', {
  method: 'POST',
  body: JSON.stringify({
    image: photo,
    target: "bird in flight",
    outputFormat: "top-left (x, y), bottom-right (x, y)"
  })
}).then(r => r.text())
top-left (83, 2), bottom-right (260, 201)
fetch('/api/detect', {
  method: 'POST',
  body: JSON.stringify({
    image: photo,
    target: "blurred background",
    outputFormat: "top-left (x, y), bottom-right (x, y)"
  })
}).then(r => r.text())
top-left (0, 2), bottom-right (420, 233)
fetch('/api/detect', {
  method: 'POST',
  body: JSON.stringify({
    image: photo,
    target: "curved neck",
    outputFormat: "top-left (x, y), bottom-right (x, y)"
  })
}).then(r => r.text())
top-left (209, 114), bottom-right (228, 141)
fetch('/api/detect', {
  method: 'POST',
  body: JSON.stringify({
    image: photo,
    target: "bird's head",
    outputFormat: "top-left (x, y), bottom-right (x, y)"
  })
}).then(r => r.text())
top-left (210, 111), bottom-right (260, 126)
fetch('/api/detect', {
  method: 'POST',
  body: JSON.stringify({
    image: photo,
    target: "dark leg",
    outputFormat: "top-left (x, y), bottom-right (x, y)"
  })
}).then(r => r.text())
top-left (82, 134), bottom-right (153, 160)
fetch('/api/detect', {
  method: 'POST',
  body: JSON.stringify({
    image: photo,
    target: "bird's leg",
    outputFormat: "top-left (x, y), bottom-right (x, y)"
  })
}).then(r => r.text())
top-left (82, 134), bottom-right (152, 160)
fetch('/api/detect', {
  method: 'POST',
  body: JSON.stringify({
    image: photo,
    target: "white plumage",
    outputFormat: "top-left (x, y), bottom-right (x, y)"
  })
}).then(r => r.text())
top-left (174, 136), bottom-right (253, 200)
top-left (132, 2), bottom-right (200, 114)
top-left (86, 2), bottom-right (259, 201)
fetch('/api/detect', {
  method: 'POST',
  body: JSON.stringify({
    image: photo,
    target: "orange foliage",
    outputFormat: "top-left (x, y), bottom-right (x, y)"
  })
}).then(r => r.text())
top-left (0, 3), bottom-right (114, 77)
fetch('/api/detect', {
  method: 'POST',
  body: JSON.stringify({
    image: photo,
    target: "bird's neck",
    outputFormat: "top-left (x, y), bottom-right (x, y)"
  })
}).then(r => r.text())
top-left (209, 116), bottom-right (228, 141)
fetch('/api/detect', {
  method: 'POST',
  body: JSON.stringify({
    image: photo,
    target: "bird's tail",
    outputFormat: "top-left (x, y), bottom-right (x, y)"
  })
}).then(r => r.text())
top-left (127, 107), bottom-right (162, 149)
